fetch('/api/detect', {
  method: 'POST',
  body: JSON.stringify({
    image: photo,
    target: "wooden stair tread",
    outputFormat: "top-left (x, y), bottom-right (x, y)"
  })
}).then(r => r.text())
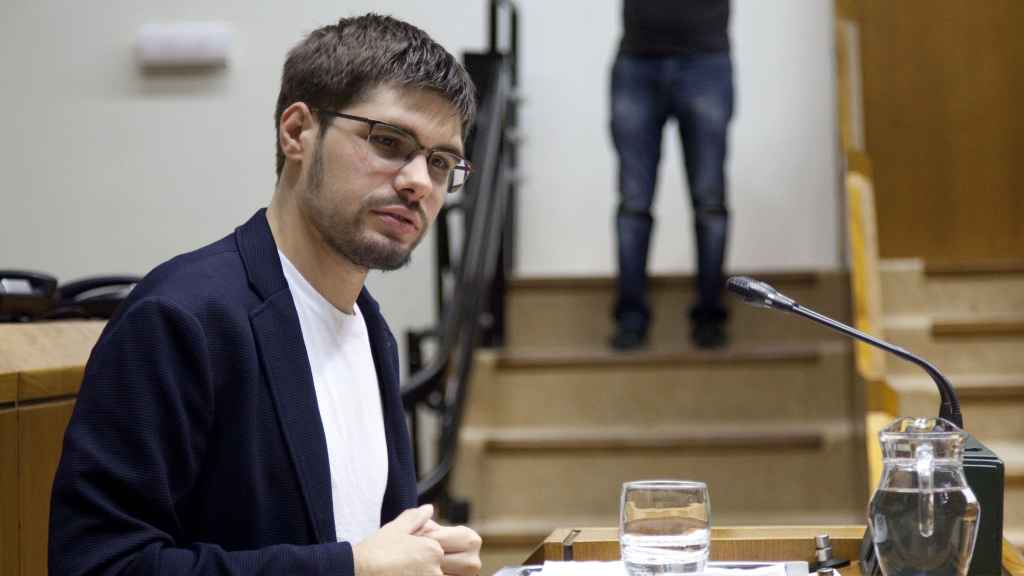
top-left (985, 441), bottom-right (1024, 481)
top-left (497, 341), bottom-right (840, 369)
top-left (888, 373), bottom-right (1024, 400)
top-left (464, 421), bottom-right (852, 453)
top-left (932, 315), bottom-right (1024, 338)
top-left (925, 259), bottom-right (1024, 277)
top-left (510, 271), bottom-right (821, 291)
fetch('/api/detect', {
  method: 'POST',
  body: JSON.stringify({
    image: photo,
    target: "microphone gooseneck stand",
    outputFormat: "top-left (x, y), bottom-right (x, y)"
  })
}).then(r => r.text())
top-left (725, 276), bottom-right (1004, 576)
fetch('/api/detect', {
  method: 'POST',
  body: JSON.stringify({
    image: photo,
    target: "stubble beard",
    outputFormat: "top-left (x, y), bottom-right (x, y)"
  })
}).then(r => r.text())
top-left (303, 145), bottom-right (425, 271)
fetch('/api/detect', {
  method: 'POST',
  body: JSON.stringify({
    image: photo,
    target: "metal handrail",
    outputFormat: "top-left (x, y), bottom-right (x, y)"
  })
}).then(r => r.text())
top-left (400, 0), bottom-right (519, 520)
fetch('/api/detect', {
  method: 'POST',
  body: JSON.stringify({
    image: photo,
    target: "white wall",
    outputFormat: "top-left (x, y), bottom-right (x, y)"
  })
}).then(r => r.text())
top-left (0, 0), bottom-right (839, 365)
top-left (517, 0), bottom-right (841, 276)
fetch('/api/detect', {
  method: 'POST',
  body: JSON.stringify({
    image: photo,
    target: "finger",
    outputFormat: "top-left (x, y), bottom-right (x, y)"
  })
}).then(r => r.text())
top-left (441, 550), bottom-right (483, 576)
top-left (415, 518), bottom-right (443, 536)
top-left (425, 525), bottom-right (482, 553)
top-left (387, 504), bottom-right (434, 534)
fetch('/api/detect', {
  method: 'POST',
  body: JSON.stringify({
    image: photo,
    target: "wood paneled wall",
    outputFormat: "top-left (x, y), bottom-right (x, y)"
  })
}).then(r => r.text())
top-left (857, 0), bottom-right (1024, 264)
top-left (1, 408), bottom-right (18, 576)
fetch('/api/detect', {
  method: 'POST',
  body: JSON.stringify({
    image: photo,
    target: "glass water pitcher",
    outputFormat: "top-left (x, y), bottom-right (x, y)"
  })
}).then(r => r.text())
top-left (868, 417), bottom-right (981, 576)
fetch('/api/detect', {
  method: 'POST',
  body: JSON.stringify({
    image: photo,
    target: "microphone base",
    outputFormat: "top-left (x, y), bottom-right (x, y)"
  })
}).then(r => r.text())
top-left (859, 433), bottom-right (1005, 576)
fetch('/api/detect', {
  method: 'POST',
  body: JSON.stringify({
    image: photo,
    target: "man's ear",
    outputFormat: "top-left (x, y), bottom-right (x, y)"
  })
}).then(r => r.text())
top-left (279, 102), bottom-right (317, 164)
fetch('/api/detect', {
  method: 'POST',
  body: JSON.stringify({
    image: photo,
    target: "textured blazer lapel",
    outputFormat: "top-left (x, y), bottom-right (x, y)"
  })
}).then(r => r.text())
top-left (359, 289), bottom-right (417, 521)
top-left (237, 209), bottom-right (337, 543)
top-left (251, 296), bottom-right (336, 543)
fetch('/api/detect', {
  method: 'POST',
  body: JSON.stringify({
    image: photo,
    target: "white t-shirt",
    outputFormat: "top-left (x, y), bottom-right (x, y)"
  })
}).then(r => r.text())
top-left (278, 251), bottom-right (389, 545)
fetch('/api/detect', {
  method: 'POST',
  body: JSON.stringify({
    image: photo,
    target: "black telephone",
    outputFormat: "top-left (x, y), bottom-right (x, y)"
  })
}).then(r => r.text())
top-left (0, 270), bottom-right (59, 322)
top-left (48, 276), bottom-right (140, 320)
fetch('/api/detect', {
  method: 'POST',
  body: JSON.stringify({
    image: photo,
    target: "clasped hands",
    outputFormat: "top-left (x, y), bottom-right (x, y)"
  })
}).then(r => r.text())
top-left (353, 504), bottom-right (482, 576)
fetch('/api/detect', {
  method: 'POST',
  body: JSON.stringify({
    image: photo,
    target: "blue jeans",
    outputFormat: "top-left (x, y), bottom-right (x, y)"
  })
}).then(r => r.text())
top-left (611, 52), bottom-right (734, 334)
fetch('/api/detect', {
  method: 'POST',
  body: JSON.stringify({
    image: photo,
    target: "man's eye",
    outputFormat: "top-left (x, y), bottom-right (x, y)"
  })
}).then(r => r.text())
top-left (429, 154), bottom-right (456, 171)
top-left (369, 134), bottom-right (398, 148)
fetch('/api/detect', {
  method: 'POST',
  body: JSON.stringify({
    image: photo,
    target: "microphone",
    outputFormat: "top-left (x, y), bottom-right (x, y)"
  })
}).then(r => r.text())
top-left (728, 276), bottom-right (1007, 576)
top-left (726, 276), bottom-right (963, 428)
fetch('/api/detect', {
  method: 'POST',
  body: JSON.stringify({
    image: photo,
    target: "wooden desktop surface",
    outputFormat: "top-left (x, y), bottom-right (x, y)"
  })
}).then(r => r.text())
top-left (526, 526), bottom-right (1024, 576)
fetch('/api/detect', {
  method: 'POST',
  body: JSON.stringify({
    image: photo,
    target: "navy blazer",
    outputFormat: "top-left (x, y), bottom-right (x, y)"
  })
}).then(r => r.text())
top-left (49, 210), bottom-right (417, 575)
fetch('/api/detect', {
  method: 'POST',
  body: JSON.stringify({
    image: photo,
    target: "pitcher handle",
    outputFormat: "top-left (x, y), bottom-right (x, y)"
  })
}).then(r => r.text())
top-left (915, 443), bottom-right (935, 538)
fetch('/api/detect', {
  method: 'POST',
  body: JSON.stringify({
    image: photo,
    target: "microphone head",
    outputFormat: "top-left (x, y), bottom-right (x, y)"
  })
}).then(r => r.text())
top-left (726, 276), bottom-right (797, 310)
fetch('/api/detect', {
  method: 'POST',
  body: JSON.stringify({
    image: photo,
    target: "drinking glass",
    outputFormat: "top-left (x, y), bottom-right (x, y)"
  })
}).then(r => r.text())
top-left (620, 480), bottom-right (711, 575)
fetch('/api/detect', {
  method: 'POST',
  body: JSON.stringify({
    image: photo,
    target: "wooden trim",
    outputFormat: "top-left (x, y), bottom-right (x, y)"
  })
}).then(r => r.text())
top-left (497, 342), bottom-right (823, 370)
top-left (19, 399), bottom-right (76, 575)
top-left (932, 317), bottom-right (1024, 339)
top-left (18, 366), bottom-right (85, 402)
top-left (475, 530), bottom-right (550, 548)
top-left (925, 259), bottom-right (1024, 277)
top-left (18, 394), bottom-right (79, 408)
top-left (865, 378), bottom-right (898, 414)
top-left (483, 426), bottom-right (828, 454)
top-left (537, 525), bottom-right (866, 563)
top-left (956, 377), bottom-right (1024, 403)
top-left (1006, 538), bottom-right (1024, 576)
top-left (0, 373), bottom-right (15, 405)
top-left (865, 411), bottom-right (895, 500)
top-left (835, 0), bottom-right (863, 23)
top-left (845, 170), bottom-right (887, 383)
top-left (845, 150), bottom-right (873, 178)
top-left (525, 528), bottom-right (572, 565)
top-left (532, 526), bottom-right (1024, 573)
top-left (509, 271), bottom-right (823, 292)
top-left (0, 408), bottom-right (18, 576)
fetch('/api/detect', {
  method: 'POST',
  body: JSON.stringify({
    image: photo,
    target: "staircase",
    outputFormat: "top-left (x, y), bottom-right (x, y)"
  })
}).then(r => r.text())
top-left (452, 272), bottom-right (868, 572)
top-left (878, 259), bottom-right (1024, 550)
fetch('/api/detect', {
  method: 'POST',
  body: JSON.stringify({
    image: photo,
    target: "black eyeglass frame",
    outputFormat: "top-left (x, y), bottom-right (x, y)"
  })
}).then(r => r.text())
top-left (313, 108), bottom-right (473, 194)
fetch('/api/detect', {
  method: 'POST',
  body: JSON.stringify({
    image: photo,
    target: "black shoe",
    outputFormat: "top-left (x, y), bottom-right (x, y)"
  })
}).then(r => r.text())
top-left (610, 327), bottom-right (647, 351)
top-left (692, 321), bottom-right (728, 349)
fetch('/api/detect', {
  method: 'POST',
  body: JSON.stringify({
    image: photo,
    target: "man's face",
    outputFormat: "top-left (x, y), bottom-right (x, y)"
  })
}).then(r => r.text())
top-left (300, 85), bottom-right (464, 271)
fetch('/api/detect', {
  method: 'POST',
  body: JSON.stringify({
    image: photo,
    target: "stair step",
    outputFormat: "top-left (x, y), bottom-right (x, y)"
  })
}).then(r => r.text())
top-left (474, 423), bottom-right (832, 453)
top-left (453, 421), bottom-right (865, 524)
top-left (994, 442), bottom-right (1024, 486)
top-left (505, 272), bottom-right (849, 349)
top-left (465, 343), bottom-right (853, 428)
top-left (932, 315), bottom-right (1024, 339)
top-left (1007, 530), bottom-right (1024, 553)
top-left (880, 259), bottom-right (1024, 318)
top-left (925, 260), bottom-right (1024, 276)
top-left (497, 341), bottom-right (822, 370)
top-left (888, 375), bottom-right (1024, 443)
top-left (882, 321), bottom-right (1024, 375)
top-left (972, 441), bottom-right (1024, 535)
top-left (889, 373), bottom-right (1024, 401)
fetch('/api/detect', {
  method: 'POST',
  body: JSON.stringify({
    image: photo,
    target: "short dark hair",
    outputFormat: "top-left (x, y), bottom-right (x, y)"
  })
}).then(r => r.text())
top-left (274, 14), bottom-right (477, 178)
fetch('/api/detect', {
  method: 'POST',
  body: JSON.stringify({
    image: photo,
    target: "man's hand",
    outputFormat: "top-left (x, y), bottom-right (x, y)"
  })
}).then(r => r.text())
top-left (353, 504), bottom-right (444, 576)
top-left (417, 519), bottom-right (483, 576)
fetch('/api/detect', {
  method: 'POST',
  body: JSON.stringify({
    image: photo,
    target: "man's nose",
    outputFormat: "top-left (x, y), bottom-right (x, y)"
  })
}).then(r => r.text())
top-left (394, 154), bottom-right (435, 203)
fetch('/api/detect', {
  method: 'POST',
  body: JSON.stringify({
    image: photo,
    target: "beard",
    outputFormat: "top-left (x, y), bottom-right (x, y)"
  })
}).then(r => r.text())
top-left (301, 144), bottom-right (428, 271)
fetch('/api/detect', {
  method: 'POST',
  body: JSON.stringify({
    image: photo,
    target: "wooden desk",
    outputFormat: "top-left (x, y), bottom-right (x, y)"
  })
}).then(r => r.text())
top-left (0, 321), bottom-right (104, 576)
top-left (526, 526), bottom-right (1024, 576)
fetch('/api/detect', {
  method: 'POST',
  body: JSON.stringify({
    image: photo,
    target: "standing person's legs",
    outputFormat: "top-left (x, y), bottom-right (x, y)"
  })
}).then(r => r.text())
top-left (668, 52), bottom-right (734, 347)
top-left (611, 55), bottom-right (670, 349)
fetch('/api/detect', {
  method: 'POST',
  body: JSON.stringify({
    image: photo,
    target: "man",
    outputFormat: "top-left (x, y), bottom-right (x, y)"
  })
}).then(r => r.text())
top-left (610, 0), bottom-right (734, 350)
top-left (50, 14), bottom-right (482, 575)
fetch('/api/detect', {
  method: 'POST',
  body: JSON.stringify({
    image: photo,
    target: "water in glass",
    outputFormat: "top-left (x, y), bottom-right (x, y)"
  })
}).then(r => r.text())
top-left (620, 481), bottom-right (710, 575)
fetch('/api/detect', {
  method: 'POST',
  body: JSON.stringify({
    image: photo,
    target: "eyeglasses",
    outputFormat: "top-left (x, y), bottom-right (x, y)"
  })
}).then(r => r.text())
top-left (314, 109), bottom-right (473, 194)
